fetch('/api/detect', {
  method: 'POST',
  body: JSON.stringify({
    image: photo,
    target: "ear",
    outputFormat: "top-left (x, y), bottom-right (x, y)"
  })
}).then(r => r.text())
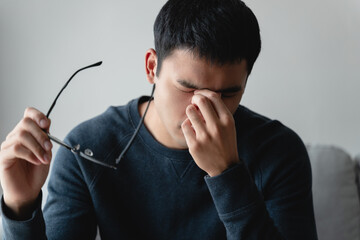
top-left (145, 48), bottom-right (157, 84)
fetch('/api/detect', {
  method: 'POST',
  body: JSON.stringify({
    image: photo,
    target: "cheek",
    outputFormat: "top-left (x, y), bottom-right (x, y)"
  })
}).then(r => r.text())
top-left (170, 92), bottom-right (192, 119)
top-left (223, 95), bottom-right (243, 114)
top-left (155, 84), bottom-right (192, 123)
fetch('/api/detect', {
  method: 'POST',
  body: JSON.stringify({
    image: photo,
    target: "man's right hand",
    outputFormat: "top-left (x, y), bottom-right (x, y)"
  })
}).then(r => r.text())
top-left (0, 107), bottom-right (53, 219)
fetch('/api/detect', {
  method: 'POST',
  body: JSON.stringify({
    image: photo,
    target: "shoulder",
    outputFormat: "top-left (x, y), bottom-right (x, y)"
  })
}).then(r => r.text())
top-left (236, 104), bottom-right (305, 147)
top-left (66, 99), bottom-right (137, 144)
top-left (235, 105), bottom-right (305, 150)
top-left (235, 105), bottom-right (311, 193)
top-left (51, 99), bottom-right (139, 179)
top-left (59, 99), bottom-right (139, 168)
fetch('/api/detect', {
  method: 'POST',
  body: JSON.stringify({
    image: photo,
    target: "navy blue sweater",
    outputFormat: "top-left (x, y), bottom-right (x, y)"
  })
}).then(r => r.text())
top-left (1, 97), bottom-right (318, 239)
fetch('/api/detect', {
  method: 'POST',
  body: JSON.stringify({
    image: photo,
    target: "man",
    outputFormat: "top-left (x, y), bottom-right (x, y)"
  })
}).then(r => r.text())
top-left (0, 0), bottom-right (318, 239)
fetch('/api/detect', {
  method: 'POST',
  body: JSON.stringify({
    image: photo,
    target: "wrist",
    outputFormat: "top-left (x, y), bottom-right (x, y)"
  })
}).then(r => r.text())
top-left (3, 193), bottom-right (40, 220)
top-left (207, 159), bottom-right (240, 177)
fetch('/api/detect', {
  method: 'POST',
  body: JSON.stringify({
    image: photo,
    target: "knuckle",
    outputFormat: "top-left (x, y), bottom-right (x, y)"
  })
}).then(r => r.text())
top-left (198, 133), bottom-right (209, 143)
top-left (12, 143), bottom-right (22, 153)
top-left (197, 95), bottom-right (207, 105)
top-left (223, 115), bottom-right (234, 125)
top-left (18, 129), bottom-right (28, 139)
top-left (23, 150), bottom-right (33, 160)
top-left (185, 105), bottom-right (192, 114)
top-left (35, 144), bottom-right (45, 156)
top-left (21, 117), bottom-right (32, 126)
top-left (208, 92), bottom-right (218, 99)
top-left (186, 105), bottom-right (198, 117)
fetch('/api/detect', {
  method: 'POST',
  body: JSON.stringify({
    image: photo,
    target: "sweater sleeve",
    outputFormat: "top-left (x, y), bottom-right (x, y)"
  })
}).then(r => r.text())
top-left (204, 135), bottom-right (318, 239)
top-left (1, 192), bottom-right (46, 240)
top-left (42, 141), bottom-right (98, 239)
top-left (1, 142), bottom-right (98, 240)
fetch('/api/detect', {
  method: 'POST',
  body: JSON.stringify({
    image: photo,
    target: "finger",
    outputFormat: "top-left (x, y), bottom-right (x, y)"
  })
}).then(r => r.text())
top-left (6, 108), bottom-right (50, 141)
top-left (3, 130), bottom-right (51, 164)
top-left (24, 107), bottom-right (50, 130)
top-left (191, 93), bottom-right (219, 124)
top-left (181, 118), bottom-right (196, 147)
top-left (20, 130), bottom-right (51, 164)
top-left (6, 117), bottom-right (52, 153)
top-left (194, 90), bottom-right (231, 119)
top-left (0, 144), bottom-right (42, 166)
top-left (23, 117), bottom-right (53, 152)
top-left (185, 104), bottom-right (207, 135)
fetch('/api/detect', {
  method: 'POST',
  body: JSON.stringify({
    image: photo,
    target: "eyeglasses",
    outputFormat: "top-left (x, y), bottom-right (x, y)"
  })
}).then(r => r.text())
top-left (45, 61), bottom-right (155, 170)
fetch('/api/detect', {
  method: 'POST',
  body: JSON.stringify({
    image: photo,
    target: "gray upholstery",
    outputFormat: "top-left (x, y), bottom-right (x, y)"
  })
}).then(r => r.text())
top-left (355, 154), bottom-right (360, 198)
top-left (307, 145), bottom-right (360, 240)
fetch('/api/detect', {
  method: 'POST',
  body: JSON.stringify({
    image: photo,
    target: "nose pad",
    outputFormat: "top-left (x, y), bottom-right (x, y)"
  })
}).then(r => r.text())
top-left (84, 149), bottom-right (94, 157)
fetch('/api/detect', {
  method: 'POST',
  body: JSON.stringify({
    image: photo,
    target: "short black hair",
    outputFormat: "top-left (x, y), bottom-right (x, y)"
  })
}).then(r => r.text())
top-left (154, 0), bottom-right (261, 77)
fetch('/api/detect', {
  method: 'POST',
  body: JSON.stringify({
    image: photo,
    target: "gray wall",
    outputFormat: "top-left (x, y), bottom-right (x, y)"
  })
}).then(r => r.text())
top-left (1, 0), bottom-right (359, 159)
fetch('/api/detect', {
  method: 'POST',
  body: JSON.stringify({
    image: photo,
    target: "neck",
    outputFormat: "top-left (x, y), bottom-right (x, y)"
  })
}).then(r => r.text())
top-left (139, 99), bottom-right (186, 150)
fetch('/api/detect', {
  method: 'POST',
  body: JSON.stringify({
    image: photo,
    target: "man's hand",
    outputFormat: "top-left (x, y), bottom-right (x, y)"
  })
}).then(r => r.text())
top-left (181, 90), bottom-right (239, 177)
top-left (0, 107), bottom-right (52, 218)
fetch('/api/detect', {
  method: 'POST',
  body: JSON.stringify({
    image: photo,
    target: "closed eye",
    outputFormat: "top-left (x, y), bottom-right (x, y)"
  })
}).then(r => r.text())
top-left (175, 86), bottom-right (195, 94)
top-left (221, 93), bottom-right (238, 98)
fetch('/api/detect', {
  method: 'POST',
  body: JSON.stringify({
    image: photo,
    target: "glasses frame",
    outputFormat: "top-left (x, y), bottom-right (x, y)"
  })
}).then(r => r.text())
top-left (45, 61), bottom-right (154, 170)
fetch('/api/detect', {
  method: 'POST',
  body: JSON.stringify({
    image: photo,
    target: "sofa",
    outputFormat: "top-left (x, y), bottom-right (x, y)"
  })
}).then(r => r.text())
top-left (1, 144), bottom-right (359, 239)
top-left (307, 144), bottom-right (360, 240)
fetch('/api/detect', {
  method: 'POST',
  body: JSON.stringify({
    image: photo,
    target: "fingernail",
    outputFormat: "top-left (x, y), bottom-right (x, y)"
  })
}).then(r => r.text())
top-left (40, 119), bottom-right (47, 128)
top-left (44, 141), bottom-right (52, 151)
top-left (44, 153), bottom-right (50, 163)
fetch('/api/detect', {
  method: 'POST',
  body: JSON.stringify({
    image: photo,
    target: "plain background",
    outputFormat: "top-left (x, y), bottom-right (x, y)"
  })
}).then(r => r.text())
top-left (0, 0), bottom-right (359, 163)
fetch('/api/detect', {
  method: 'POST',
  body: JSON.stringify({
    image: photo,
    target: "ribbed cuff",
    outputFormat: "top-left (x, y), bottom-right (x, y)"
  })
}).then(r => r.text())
top-left (1, 191), bottom-right (46, 240)
top-left (204, 162), bottom-right (261, 215)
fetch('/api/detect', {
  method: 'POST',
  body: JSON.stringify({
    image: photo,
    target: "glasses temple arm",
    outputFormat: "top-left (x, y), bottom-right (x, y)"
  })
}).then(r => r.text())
top-left (46, 61), bottom-right (102, 118)
top-left (46, 132), bottom-right (74, 151)
top-left (115, 84), bottom-right (155, 165)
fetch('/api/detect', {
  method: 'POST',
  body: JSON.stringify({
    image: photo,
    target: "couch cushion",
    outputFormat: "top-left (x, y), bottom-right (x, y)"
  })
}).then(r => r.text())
top-left (307, 145), bottom-right (360, 240)
top-left (355, 154), bottom-right (360, 199)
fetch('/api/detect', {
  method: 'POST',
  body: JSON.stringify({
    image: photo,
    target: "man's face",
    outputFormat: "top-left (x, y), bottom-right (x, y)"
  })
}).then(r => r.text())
top-left (147, 49), bottom-right (248, 149)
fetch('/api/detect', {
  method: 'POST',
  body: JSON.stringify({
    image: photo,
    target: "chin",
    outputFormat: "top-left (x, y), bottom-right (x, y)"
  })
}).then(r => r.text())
top-left (177, 139), bottom-right (189, 149)
top-left (172, 130), bottom-right (189, 149)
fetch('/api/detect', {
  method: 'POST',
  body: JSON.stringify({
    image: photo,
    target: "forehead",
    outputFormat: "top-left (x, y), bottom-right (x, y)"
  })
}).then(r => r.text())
top-left (160, 49), bottom-right (248, 89)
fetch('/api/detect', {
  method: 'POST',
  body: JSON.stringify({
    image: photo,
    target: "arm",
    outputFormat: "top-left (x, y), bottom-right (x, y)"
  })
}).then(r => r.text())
top-left (0, 107), bottom-right (97, 239)
top-left (181, 90), bottom-right (317, 239)
top-left (204, 149), bottom-right (317, 239)
top-left (42, 141), bottom-right (98, 239)
top-left (1, 145), bottom-right (98, 240)
top-left (0, 107), bottom-right (52, 239)
top-left (1, 192), bottom-right (46, 240)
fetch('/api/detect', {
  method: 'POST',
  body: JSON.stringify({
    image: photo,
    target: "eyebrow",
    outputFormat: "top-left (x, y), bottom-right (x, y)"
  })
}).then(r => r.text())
top-left (177, 79), bottom-right (242, 93)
